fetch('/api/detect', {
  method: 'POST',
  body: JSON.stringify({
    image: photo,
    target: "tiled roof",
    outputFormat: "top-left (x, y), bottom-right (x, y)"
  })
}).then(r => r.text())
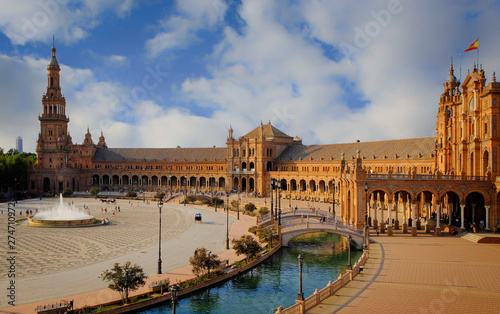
top-left (93, 147), bottom-right (227, 162)
top-left (276, 137), bottom-right (436, 162)
top-left (243, 122), bottom-right (292, 139)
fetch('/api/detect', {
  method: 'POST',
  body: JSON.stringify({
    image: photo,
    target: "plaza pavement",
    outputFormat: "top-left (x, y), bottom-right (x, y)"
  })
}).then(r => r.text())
top-left (306, 229), bottom-right (500, 313)
top-left (0, 197), bottom-right (255, 313)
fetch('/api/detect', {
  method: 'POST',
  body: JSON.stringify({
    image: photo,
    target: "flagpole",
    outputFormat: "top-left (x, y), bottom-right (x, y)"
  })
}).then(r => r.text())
top-left (477, 36), bottom-right (479, 69)
top-left (459, 52), bottom-right (462, 84)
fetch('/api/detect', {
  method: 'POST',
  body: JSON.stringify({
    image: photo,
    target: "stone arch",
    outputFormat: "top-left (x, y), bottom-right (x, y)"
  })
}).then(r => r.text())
top-left (43, 177), bottom-right (51, 192)
top-left (92, 174), bottom-right (99, 186)
top-left (189, 176), bottom-right (197, 188)
top-left (219, 177), bottom-right (226, 189)
top-left (200, 176), bottom-right (207, 188)
top-left (112, 175), bottom-right (119, 185)
top-left (242, 162), bottom-right (247, 170)
top-left (152, 175), bottom-right (159, 187)
top-left (483, 149), bottom-right (489, 175)
top-left (299, 179), bottom-right (306, 191)
top-left (170, 176), bottom-right (178, 187)
top-left (122, 175), bottom-right (129, 185)
top-left (132, 175), bottom-right (139, 185)
top-left (249, 177), bottom-right (255, 192)
top-left (464, 191), bottom-right (487, 226)
top-left (309, 179), bottom-right (316, 192)
top-left (161, 176), bottom-right (168, 186)
top-left (266, 161), bottom-right (272, 171)
top-left (290, 179), bottom-right (297, 191)
top-left (242, 177), bottom-right (247, 192)
top-left (233, 177), bottom-right (239, 191)
top-left (141, 175), bottom-right (148, 186)
top-left (249, 162), bottom-right (255, 170)
top-left (280, 178), bottom-right (287, 191)
top-left (318, 180), bottom-right (326, 193)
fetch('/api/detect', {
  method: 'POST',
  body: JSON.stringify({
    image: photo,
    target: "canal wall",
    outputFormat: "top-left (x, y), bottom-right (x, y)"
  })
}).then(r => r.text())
top-left (97, 244), bottom-right (282, 313)
top-left (276, 248), bottom-right (369, 314)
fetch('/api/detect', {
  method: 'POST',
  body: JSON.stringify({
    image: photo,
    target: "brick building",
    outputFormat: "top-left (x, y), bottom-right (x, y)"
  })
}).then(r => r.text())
top-left (29, 46), bottom-right (500, 232)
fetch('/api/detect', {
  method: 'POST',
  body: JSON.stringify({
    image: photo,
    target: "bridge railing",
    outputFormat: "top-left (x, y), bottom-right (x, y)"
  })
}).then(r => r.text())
top-left (276, 250), bottom-right (369, 314)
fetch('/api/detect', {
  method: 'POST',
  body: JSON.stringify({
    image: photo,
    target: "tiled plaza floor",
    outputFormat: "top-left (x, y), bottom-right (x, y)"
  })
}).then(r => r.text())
top-left (307, 229), bottom-right (500, 313)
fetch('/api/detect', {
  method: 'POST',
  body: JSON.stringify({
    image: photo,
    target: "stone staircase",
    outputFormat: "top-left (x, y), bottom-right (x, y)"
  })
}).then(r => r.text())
top-left (460, 232), bottom-right (484, 243)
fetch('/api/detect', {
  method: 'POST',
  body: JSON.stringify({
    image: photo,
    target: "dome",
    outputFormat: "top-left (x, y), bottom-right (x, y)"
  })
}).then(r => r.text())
top-left (48, 47), bottom-right (60, 69)
top-left (446, 74), bottom-right (457, 83)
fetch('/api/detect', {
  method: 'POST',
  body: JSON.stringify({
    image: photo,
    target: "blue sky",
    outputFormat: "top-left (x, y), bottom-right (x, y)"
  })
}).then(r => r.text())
top-left (1, 0), bottom-right (499, 153)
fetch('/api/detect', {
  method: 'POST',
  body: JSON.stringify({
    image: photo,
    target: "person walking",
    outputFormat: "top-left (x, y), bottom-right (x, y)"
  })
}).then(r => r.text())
top-left (376, 226), bottom-right (380, 236)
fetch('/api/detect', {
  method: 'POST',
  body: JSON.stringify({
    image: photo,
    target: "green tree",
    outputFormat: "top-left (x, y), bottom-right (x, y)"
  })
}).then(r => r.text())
top-left (258, 207), bottom-right (269, 217)
top-left (89, 187), bottom-right (100, 199)
top-left (189, 248), bottom-right (221, 277)
top-left (258, 228), bottom-right (279, 247)
top-left (230, 200), bottom-right (238, 210)
top-left (99, 261), bottom-right (147, 304)
top-left (232, 235), bottom-right (262, 262)
top-left (244, 203), bottom-right (257, 213)
top-left (62, 188), bottom-right (73, 197)
top-left (126, 191), bottom-right (137, 197)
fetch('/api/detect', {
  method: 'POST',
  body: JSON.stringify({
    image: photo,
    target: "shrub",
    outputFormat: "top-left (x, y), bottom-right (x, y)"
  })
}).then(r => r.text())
top-left (156, 191), bottom-right (166, 199)
top-left (62, 188), bottom-right (73, 197)
top-left (211, 197), bottom-right (224, 206)
top-left (244, 203), bottom-right (257, 213)
top-left (89, 187), bottom-right (100, 198)
top-left (258, 207), bottom-right (269, 217)
top-left (126, 191), bottom-right (137, 198)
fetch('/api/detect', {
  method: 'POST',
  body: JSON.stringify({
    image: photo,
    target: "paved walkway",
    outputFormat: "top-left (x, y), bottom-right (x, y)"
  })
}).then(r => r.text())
top-left (0, 198), bottom-right (255, 313)
top-left (307, 229), bottom-right (500, 313)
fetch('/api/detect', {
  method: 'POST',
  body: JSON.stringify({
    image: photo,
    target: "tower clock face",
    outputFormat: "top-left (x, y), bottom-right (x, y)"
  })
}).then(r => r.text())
top-left (469, 97), bottom-right (474, 111)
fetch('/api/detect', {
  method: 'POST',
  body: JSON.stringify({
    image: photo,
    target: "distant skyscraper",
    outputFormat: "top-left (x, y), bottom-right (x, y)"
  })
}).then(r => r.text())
top-left (16, 136), bottom-right (23, 153)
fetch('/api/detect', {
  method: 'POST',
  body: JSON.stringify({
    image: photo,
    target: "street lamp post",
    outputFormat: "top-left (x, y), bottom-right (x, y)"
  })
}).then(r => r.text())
top-left (274, 179), bottom-right (279, 221)
top-left (364, 182), bottom-right (369, 227)
top-left (208, 251), bottom-right (212, 274)
top-left (183, 176), bottom-right (187, 206)
top-left (226, 191), bottom-right (230, 249)
top-left (332, 178), bottom-right (336, 218)
top-left (270, 179), bottom-right (274, 221)
top-left (237, 191), bottom-right (240, 220)
top-left (157, 199), bottom-right (163, 274)
top-left (347, 234), bottom-right (352, 269)
top-left (364, 182), bottom-right (369, 248)
top-left (278, 181), bottom-right (281, 219)
top-left (297, 254), bottom-right (304, 301)
top-left (170, 284), bottom-right (179, 314)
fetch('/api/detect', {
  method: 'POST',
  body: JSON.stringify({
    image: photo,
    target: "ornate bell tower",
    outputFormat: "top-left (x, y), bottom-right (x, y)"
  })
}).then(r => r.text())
top-left (36, 42), bottom-right (72, 169)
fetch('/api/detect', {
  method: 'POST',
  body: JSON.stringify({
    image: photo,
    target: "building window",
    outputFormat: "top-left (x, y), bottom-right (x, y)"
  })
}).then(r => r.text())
top-left (494, 98), bottom-right (497, 106)
top-left (494, 116), bottom-right (498, 137)
top-left (494, 147), bottom-right (498, 172)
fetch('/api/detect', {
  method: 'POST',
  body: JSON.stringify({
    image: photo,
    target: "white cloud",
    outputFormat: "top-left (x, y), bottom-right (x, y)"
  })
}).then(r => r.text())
top-left (0, 0), bottom-right (137, 45)
top-left (145, 0), bottom-right (227, 57)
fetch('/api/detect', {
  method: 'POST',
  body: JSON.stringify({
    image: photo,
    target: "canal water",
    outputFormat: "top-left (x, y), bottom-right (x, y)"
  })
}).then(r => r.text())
top-left (139, 232), bottom-right (362, 314)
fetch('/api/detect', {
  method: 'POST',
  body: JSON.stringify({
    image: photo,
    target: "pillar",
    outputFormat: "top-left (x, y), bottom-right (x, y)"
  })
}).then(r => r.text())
top-left (373, 194), bottom-right (378, 230)
top-left (387, 202), bottom-right (393, 236)
top-left (411, 203), bottom-right (417, 236)
top-left (425, 203), bottom-right (431, 233)
top-left (394, 197), bottom-right (400, 230)
top-left (460, 204), bottom-right (465, 230)
top-left (485, 205), bottom-right (490, 230)
top-left (402, 201), bottom-right (408, 233)
top-left (435, 204), bottom-right (441, 236)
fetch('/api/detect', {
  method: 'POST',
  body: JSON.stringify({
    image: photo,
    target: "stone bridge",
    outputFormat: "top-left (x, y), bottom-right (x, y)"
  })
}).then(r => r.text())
top-left (280, 222), bottom-right (364, 249)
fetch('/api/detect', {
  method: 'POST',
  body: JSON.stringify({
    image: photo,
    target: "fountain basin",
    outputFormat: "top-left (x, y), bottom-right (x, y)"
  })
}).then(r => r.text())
top-left (27, 216), bottom-right (98, 227)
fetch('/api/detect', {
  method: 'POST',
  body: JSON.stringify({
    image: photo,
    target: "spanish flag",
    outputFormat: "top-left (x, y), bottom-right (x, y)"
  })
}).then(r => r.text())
top-left (464, 39), bottom-right (478, 52)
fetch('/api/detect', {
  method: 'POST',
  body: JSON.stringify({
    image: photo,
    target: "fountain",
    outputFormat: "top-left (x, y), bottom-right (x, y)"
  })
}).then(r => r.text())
top-left (28, 194), bottom-right (97, 227)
